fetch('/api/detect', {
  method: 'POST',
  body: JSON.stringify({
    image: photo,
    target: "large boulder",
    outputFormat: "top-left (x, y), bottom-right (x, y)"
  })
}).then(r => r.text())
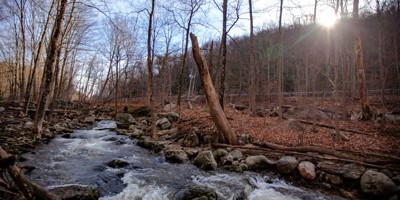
top-left (49, 184), bottom-right (99, 200)
top-left (115, 113), bottom-right (137, 129)
top-left (298, 161), bottom-right (316, 181)
top-left (156, 117), bottom-right (171, 130)
top-left (245, 155), bottom-right (275, 171)
top-left (360, 170), bottom-right (396, 196)
top-left (276, 156), bottom-right (299, 175)
top-left (182, 185), bottom-right (217, 200)
top-left (194, 150), bottom-right (217, 171)
top-left (164, 148), bottom-right (188, 163)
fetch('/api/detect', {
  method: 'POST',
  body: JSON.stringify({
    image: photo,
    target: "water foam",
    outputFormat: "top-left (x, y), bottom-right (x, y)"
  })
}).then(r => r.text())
top-left (100, 172), bottom-right (171, 200)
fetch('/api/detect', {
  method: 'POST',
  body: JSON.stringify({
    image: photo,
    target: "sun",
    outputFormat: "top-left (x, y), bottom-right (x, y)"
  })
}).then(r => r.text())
top-left (317, 10), bottom-right (337, 28)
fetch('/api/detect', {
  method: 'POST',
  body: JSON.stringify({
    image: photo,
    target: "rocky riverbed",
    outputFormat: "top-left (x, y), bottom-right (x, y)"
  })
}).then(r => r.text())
top-left (1, 102), bottom-right (399, 199)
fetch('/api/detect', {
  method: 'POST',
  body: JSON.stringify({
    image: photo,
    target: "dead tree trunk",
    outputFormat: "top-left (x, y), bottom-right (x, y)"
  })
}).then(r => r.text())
top-left (190, 33), bottom-right (237, 144)
top-left (353, 0), bottom-right (371, 120)
top-left (34, 0), bottom-right (68, 138)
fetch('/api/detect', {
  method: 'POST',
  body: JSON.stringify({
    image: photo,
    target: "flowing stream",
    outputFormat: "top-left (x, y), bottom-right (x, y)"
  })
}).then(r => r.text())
top-left (22, 120), bottom-right (344, 200)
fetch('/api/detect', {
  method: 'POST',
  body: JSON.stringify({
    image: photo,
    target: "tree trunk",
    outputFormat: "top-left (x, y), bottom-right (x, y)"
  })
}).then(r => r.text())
top-left (34, 0), bottom-right (68, 138)
top-left (353, 0), bottom-right (371, 120)
top-left (277, 0), bottom-right (284, 119)
top-left (217, 0), bottom-right (228, 109)
top-left (190, 33), bottom-right (237, 144)
top-left (147, 0), bottom-right (157, 139)
top-left (249, 0), bottom-right (256, 114)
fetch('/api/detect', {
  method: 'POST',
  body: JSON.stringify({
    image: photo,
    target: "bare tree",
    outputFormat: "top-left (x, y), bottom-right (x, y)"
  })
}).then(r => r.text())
top-left (278, 0), bottom-right (284, 119)
top-left (353, 0), bottom-right (371, 119)
top-left (248, 0), bottom-right (256, 114)
top-left (34, 0), bottom-right (68, 138)
top-left (147, 0), bottom-right (157, 138)
top-left (190, 33), bottom-right (237, 144)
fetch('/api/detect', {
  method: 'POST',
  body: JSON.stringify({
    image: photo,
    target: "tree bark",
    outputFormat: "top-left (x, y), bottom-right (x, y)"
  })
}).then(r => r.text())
top-left (249, 0), bottom-right (256, 114)
top-left (353, 0), bottom-right (371, 120)
top-left (34, 0), bottom-right (68, 138)
top-left (217, 0), bottom-right (228, 109)
top-left (277, 0), bottom-right (284, 119)
top-left (190, 33), bottom-right (237, 144)
top-left (147, 0), bottom-right (157, 139)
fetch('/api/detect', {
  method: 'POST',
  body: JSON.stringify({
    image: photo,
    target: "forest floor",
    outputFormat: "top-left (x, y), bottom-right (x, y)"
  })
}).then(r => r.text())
top-left (176, 95), bottom-right (400, 157)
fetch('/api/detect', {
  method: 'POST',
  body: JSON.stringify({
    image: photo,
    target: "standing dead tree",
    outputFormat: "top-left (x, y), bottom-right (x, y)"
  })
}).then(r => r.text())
top-left (353, 0), bottom-right (372, 120)
top-left (190, 33), bottom-right (237, 144)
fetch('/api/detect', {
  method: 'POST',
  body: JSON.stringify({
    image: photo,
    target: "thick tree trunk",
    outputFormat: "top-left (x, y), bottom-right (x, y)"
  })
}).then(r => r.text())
top-left (190, 33), bottom-right (237, 144)
top-left (34, 0), bottom-right (68, 138)
top-left (353, 0), bottom-right (371, 120)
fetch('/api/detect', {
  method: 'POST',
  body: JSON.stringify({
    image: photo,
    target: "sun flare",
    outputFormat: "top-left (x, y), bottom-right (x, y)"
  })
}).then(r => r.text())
top-left (318, 10), bottom-right (337, 28)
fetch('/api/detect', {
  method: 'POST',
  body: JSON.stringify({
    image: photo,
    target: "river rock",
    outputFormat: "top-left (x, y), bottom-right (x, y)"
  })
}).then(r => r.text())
top-left (324, 173), bottom-right (343, 185)
top-left (127, 128), bottom-right (145, 139)
top-left (184, 147), bottom-right (200, 159)
top-left (164, 149), bottom-right (188, 163)
top-left (298, 161), bottom-right (316, 180)
top-left (342, 163), bottom-right (366, 180)
top-left (83, 115), bottom-right (96, 124)
top-left (115, 113), bottom-right (137, 129)
top-left (194, 150), bottom-right (217, 171)
top-left (164, 103), bottom-right (176, 112)
top-left (156, 117), bottom-right (171, 130)
top-left (183, 185), bottom-right (217, 200)
top-left (223, 161), bottom-right (243, 173)
top-left (107, 159), bottom-right (129, 168)
top-left (49, 184), bottom-right (99, 200)
top-left (0, 107), bottom-right (5, 112)
top-left (317, 161), bottom-right (342, 175)
top-left (213, 149), bottom-right (228, 163)
top-left (245, 155), bottom-right (275, 171)
top-left (137, 137), bottom-right (165, 153)
top-left (164, 112), bottom-right (180, 122)
top-left (360, 170), bottom-right (396, 196)
top-left (221, 150), bottom-right (243, 166)
top-left (183, 131), bottom-right (199, 147)
top-left (277, 156), bottom-right (299, 175)
top-left (24, 121), bottom-right (34, 130)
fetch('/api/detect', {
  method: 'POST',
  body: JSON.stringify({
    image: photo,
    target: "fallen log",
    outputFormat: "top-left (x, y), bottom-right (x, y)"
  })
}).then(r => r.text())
top-left (0, 147), bottom-right (59, 200)
top-left (297, 119), bottom-right (373, 136)
top-left (214, 142), bottom-right (400, 167)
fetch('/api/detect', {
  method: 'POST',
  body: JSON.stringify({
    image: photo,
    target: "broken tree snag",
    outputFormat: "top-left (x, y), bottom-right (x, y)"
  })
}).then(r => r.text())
top-left (190, 33), bottom-right (237, 144)
top-left (0, 147), bottom-right (58, 200)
